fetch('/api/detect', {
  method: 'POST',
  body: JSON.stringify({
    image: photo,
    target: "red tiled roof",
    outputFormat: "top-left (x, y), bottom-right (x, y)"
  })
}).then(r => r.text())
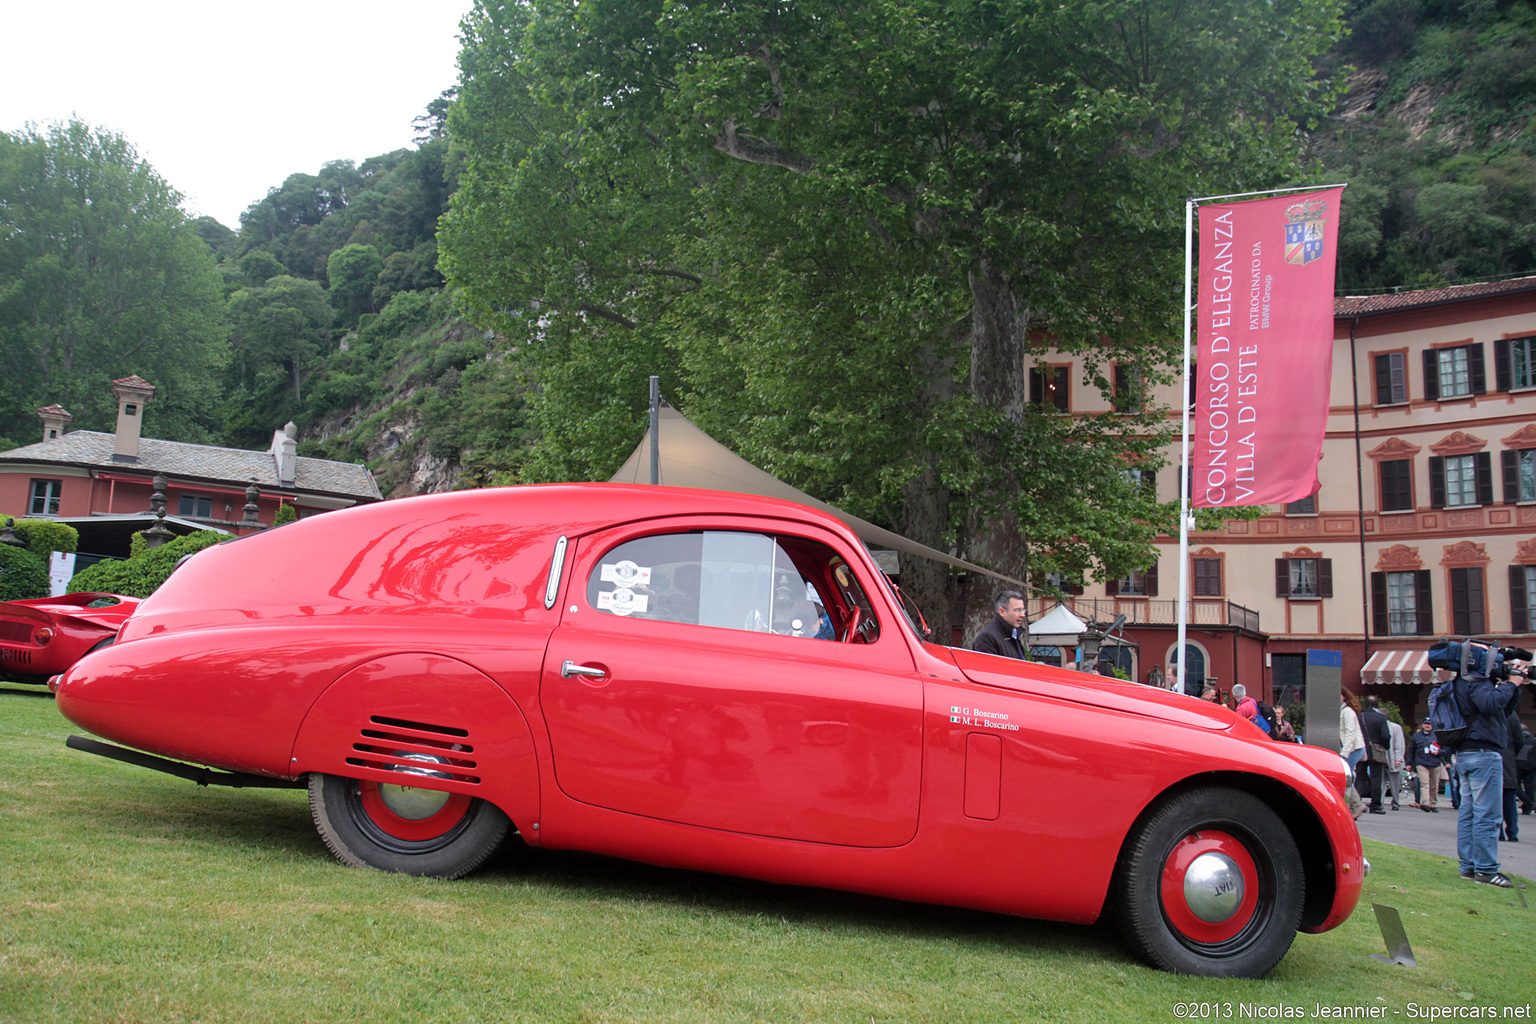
top-left (1335, 275), bottom-right (1536, 316)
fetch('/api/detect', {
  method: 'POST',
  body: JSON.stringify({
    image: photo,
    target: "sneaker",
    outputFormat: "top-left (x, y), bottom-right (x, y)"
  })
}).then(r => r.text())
top-left (1474, 872), bottom-right (1514, 888)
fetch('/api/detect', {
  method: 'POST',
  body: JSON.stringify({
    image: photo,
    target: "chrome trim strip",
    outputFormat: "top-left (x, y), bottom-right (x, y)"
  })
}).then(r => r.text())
top-left (544, 535), bottom-right (568, 609)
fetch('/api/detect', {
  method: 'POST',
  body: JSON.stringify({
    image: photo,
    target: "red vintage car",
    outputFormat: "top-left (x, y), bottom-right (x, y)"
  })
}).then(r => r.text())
top-left (53, 484), bottom-right (1362, 977)
top-left (0, 592), bottom-right (140, 684)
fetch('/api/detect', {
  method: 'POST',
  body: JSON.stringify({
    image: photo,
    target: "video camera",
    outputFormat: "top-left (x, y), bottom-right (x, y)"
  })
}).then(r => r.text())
top-left (1426, 638), bottom-right (1533, 681)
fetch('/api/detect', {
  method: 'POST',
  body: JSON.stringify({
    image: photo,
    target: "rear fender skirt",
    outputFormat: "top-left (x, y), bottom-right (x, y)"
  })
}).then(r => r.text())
top-left (288, 652), bottom-right (540, 844)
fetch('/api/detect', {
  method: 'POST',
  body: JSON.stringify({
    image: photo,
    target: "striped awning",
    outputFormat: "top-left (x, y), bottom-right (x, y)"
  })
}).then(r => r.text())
top-left (1360, 649), bottom-right (1433, 686)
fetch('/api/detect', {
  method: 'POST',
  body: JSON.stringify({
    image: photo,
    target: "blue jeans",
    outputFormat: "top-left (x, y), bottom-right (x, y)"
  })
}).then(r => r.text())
top-left (1456, 750), bottom-right (1503, 875)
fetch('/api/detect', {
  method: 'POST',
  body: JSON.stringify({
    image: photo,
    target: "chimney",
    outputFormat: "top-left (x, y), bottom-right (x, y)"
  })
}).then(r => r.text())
top-left (37, 404), bottom-right (73, 442)
top-left (110, 376), bottom-right (156, 461)
top-left (271, 421), bottom-right (298, 487)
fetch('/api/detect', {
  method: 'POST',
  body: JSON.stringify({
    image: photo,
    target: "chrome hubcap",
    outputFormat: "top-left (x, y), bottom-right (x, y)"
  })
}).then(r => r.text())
top-left (1183, 851), bottom-right (1245, 924)
top-left (379, 754), bottom-right (453, 820)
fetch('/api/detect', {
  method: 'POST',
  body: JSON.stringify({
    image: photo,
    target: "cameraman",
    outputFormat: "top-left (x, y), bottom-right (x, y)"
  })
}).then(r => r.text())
top-left (1446, 649), bottom-right (1530, 888)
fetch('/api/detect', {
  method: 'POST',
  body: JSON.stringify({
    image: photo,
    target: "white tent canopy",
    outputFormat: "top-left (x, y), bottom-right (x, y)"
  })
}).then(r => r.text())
top-left (1027, 603), bottom-right (1090, 646)
top-left (610, 403), bottom-right (1021, 586)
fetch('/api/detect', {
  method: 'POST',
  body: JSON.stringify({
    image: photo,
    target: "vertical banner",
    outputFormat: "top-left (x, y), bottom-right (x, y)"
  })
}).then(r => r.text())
top-left (1193, 187), bottom-right (1343, 508)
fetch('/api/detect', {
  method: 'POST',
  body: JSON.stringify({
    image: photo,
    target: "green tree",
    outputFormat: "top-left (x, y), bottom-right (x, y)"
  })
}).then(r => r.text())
top-left (227, 275), bottom-right (335, 406)
top-left (0, 120), bottom-right (229, 443)
top-left (442, 0), bottom-right (1342, 623)
top-left (327, 244), bottom-right (383, 325)
top-left (239, 250), bottom-right (288, 287)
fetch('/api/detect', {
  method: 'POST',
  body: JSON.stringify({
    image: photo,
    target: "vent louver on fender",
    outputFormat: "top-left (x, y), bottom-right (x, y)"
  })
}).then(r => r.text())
top-left (344, 714), bottom-right (482, 784)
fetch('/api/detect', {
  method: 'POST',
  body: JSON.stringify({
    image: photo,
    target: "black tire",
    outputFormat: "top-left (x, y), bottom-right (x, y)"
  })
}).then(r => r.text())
top-left (1115, 787), bottom-right (1303, 978)
top-left (86, 637), bottom-right (115, 654)
top-left (308, 772), bottom-right (509, 879)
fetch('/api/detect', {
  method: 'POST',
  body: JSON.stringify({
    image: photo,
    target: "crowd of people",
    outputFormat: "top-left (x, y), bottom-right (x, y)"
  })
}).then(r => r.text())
top-left (1339, 651), bottom-right (1533, 887)
top-left (967, 592), bottom-right (1535, 889)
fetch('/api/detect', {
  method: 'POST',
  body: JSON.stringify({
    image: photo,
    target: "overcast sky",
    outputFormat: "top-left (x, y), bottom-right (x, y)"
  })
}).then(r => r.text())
top-left (2, 1), bottom-right (475, 229)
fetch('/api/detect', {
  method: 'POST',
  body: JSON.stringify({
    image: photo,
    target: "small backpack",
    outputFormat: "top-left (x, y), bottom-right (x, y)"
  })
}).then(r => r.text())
top-left (1255, 700), bottom-right (1279, 737)
top-left (1426, 675), bottom-right (1469, 753)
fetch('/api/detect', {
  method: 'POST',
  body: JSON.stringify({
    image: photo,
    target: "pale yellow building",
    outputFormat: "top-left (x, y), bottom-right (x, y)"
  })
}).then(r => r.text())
top-left (1036, 276), bottom-right (1536, 720)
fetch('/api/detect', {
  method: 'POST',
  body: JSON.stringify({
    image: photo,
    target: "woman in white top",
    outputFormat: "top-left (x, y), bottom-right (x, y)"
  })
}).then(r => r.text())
top-left (1340, 692), bottom-right (1366, 773)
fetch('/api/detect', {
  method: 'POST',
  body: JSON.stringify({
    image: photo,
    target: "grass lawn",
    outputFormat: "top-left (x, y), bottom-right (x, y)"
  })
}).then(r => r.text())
top-left (2, 684), bottom-right (1533, 1023)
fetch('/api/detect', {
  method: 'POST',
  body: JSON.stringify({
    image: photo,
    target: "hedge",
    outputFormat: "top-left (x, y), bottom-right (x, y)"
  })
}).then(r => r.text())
top-left (8, 518), bottom-right (79, 556)
top-left (67, 531), bottom-right (225, 598)
top-left (0, 545), bottom-right (50, 602)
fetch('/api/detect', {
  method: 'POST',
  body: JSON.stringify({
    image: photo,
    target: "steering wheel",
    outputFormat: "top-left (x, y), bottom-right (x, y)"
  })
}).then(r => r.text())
top-left (840, 606), bottom-right (862, 643)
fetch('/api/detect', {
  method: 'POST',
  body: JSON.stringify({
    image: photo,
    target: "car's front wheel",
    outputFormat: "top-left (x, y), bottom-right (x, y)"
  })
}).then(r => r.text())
top-left (308, 772), bottom-right (509, 879)
top-left (1115, 787), bottom-right (1303, 978)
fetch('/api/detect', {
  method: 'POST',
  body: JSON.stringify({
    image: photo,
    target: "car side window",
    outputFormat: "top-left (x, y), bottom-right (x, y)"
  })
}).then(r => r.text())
top-left (587, 530), bottom-right (865, 640)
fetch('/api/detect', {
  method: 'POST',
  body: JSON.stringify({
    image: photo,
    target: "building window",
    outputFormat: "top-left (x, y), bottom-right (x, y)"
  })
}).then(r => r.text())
top-left (1374, 352), bottom-right (1406, 405)
top-left (178, 494), bottom-right (214, 518)
top-left (1109, 562), bottom-right (1158, 597)
top-left (1041, 572), bottom-right (1084, 596)
top-left (1029, 365), bottom-right (1069, 412)
top-left (1285, 493), bottom-right (1317, 515)
top-left (1444, 455), bottom-right (1477, 506)
top-left (1449, 566), bottom-right (1486, 635)
top-left (1371, 569), bottom-right (1432, 636)
top-left (1113, 364), bottom-right (1142, 413)
top-left (1511, 565), bottom-right (1536, 633)
top-left (1387, 571), bottom-right (1421, 635)
top-left (1379, 459), bottom-right (1413, 512)
top-left (1192, 557), bottom-right (1222, 597)
top-left (1429, 452), bottom-right (1492, 508)
top-left (1423, 344), bottom-right (1485, 400)
top-left (1504, 449), bottom-right (1536, 503)
top-left (29, 479), bottom-right (63, 516)
top-left (1122, 467), bottom-right (1156, 496)
top-left (1495, 336), bottom-right (1536, 392)
top-left (1276, 557), bottom-right (1332, 599)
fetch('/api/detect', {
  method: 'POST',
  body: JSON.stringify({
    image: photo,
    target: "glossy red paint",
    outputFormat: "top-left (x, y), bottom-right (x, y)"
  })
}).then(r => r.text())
top-left (52, 483), bottom-right (1362, 975)
top-left (0, 592), bottom-right (139, 683)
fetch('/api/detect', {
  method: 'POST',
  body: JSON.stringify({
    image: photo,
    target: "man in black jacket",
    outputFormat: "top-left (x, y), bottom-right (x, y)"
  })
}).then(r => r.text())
top-left (1408, 719), bottom-right (1445, 812)
top-left (1447, 651), bottom-right (1529, 888)
top-left (971, 591), bottom-right (1028, 660)
top-left (1358, 696), bottom-right (1392, 814)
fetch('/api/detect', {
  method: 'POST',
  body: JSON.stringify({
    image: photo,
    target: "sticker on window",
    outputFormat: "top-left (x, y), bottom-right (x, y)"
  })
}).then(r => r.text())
top-left (597, 589), bottom-right (649, 615)
top-left (601, 560), bottom-right (651, 589)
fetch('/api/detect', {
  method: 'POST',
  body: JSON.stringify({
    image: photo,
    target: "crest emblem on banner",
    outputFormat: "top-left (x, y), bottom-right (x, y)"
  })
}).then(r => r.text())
top-left (1284, 199), bottom-right (1328, 265)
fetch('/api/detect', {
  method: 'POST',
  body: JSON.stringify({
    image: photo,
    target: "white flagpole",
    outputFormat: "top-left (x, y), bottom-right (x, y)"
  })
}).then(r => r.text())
top-left (1176, 198), bottom-right (1195, 696)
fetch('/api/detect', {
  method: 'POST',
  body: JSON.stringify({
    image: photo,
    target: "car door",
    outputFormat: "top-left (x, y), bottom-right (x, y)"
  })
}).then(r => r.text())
top-left (540, 516), bottom-right (923, 847)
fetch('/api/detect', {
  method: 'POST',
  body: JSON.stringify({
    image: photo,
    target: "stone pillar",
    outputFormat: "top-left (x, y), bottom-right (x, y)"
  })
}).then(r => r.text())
top-left (242, 481), bottom-right (262, 527)
top-left (142, 473), bottom-right (175, 548)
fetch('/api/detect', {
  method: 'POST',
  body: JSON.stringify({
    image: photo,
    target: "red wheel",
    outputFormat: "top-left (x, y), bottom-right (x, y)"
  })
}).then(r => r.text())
top-left (1157, 830), bottom-right (1260, 945)
top-left (1116, 788), bottom-right (1303, 977)
top-left (308, 771), bottom-right (508, 878)
top-left (357, 780), bottom-right (473, 841)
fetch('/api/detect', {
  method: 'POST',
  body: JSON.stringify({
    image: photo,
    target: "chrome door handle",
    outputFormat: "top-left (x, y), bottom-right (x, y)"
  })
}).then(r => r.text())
top-left (560, 660), bottom-right (607, 680)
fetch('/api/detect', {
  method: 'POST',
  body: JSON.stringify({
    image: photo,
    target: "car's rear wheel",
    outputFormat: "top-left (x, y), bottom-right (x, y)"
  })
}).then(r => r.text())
top-left (1115, 787), bottom-right (1303, 978)
top-left (308, 772), bottom-right (509, 879)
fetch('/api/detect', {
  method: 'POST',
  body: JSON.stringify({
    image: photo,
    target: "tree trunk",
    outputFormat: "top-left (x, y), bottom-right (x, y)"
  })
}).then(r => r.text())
top-left (898, 464), bottom-right (950, 642)
top-left (960, 257), bottom-right (1034, 646)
